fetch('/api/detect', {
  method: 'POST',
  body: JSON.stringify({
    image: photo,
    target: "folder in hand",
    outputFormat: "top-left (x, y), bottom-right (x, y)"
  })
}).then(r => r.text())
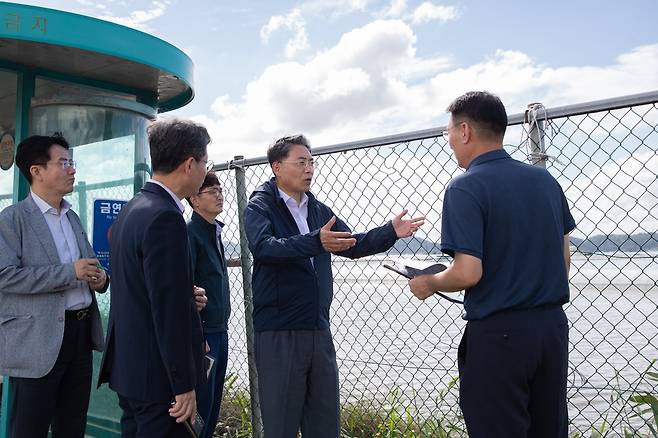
top-left (383, 261), bottom-right (447, 279)
top-left (383, 259), bottom-right (463, 304)
top-left (184, 412), bottom-right (205, 438)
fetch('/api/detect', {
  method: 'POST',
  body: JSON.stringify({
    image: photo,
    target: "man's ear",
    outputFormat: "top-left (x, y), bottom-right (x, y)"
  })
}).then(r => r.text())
top-left (30, 165), bottom-right (42, 181)
top-left (462, 122), bottom-right (473, 144)
top-left (271, 161), bottom-right (281, 177)
top-left (178, 156), bottom-right (195, 174)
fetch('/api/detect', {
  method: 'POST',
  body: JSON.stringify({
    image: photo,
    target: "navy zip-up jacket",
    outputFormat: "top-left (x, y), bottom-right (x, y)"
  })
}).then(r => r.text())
top-left (187, 211), bottom-right (231, 333)
top-left (245, 178), bottom-right (398, 332)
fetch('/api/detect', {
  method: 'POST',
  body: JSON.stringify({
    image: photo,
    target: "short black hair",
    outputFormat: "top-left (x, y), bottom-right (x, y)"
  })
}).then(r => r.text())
top-left (446, 91), bottom-right (507, 139)
top-left (15, 135), bottom-right (70, 184)
top-left (148, 118), bottom-right (210, 174)
top-left (267, 134), bottom-right (311, 165)
top-left (186, 171), bottom-right (221, 206)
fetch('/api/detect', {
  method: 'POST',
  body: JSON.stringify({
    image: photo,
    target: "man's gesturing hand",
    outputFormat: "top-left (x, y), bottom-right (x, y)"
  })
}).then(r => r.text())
top-left (320, 216), bottom-right (356, 253)
top-left (391, 210), bottom-right (425, 238)
top-left (169, 389), bottom-right (196, 423)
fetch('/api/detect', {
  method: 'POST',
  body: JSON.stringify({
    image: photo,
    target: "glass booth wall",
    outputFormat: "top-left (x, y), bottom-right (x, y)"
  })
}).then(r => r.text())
top-left (0, 70), bottom-right (17, 211)
top-left (30, 93), bottom-right (152, 423)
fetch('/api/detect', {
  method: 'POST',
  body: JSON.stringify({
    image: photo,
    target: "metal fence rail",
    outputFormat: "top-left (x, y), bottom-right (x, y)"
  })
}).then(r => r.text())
top-left (212, 90), bottom-right (658, 437)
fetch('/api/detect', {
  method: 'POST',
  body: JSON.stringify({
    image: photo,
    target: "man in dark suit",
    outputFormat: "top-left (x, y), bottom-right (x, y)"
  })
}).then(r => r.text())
top-left (0, 135), bottom-right (108, 437)
top-left (98, 119), bottom-right (212, 437)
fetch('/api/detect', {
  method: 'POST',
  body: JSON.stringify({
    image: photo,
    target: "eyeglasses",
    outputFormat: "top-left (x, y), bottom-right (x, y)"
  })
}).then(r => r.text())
top-left (279, 158), bottom-right (317, 169)
top-left (36, 159), bottom-right (76, 170)
top-left (195, 158), bottom-right (214, 172)
top-left (442, 122), bottom-right (465, 141)
top-left (198, 187), bottom-right (223, 197)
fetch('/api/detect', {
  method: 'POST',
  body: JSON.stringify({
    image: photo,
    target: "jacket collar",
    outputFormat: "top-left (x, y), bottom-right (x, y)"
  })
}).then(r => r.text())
top-left (191, 210), bottom-right (223, 231)
top-left (142, 181), bottom-right (185, 213)
top-left (260, 177), bottom-right (317, 204)
top-left (21, 194), bottom-right (72, 264)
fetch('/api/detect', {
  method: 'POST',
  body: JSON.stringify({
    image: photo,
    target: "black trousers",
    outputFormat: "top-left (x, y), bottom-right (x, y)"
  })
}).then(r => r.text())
top-left (9, 316), bottom-right (93, 438)
top-left (458, 305), bottom-right (569, 438)
top-left (118, 395), bottom-right (190, 438)
top-left (255, 329), bottom-right (340, 438)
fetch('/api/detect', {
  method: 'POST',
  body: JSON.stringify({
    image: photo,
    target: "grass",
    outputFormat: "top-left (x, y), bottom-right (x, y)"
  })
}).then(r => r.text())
top-left (569, 359), bottom-right (658, 438)
top-left (214, 360), bottom-right (658, 437)
top-left (213, 375), bottom-right (464, 438)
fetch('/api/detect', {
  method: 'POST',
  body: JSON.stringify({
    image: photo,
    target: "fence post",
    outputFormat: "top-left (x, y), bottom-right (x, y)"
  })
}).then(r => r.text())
top-left (232, 155), bottom-right (263, 438)
top-left (77, 180), bottom-right (87, 231)
top-left (525, 103), bottom-right (547, 168)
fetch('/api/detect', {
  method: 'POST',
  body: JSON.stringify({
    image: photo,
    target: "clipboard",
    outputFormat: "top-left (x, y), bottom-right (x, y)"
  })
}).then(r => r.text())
top-left (383, 261), bottom-right (464, 304)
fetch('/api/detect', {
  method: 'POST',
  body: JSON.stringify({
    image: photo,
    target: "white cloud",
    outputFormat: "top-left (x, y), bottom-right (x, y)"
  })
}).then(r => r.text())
top-left (301, 0), bottom-right (372, 17)
top-left (260, 8), bottom-right (310, 58)
top-left (98, 0), bottom-right (169, 31)
top-left (259, 0), bottom-right (377, 58)
top-left (196, 17), bottom-right (658, 167)
top-left (377, 0), bottom-right (408, 18)
top-left (411, 2), bottom-right (458, 24)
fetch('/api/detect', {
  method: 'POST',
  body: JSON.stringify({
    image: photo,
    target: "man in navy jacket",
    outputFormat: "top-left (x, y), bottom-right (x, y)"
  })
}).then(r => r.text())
top-left (98, 119), bottom-right (212, 437)
top-left (245, 134), bottom-right (424, 438)
top-left (187, 172), bottom-right (240, 438)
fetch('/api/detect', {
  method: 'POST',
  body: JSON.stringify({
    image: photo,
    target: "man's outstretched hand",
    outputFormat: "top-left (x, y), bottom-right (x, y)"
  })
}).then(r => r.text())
top-left (391, 210), bottom-right (425, 238)
top-left (320, 216), bottom-right (356, 253)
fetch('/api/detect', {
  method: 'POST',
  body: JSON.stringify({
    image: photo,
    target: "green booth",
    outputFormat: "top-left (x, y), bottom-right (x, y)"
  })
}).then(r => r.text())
top-left (0, 2), bottom-right (194, 435)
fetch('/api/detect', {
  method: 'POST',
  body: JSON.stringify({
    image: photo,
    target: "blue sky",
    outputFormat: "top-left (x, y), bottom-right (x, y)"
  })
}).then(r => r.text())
top-left (19, 0), bottom-right (658, 161)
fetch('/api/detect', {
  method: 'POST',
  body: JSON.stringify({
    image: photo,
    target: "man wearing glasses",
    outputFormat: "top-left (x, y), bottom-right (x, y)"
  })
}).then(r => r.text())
top-left (409, 92), bottom-right (574, 437)
top-left (186, 171), bottom-right (240, 438)
top-left (0, 135), bottom-right (108, 437)
top-left (245, 134), bottom-right (425, 438)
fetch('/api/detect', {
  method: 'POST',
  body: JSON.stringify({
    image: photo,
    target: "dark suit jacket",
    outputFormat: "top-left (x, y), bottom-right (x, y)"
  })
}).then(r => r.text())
top-left (98, 182), bottom-right (204, 402)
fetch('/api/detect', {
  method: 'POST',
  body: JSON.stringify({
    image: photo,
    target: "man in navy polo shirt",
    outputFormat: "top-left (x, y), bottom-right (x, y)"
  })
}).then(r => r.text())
top-left (409, 91), bottom-right (575, 437)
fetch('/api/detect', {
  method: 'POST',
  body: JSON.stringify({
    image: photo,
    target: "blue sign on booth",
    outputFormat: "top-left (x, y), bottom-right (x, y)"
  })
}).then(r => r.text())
top-left (92, 199), bottom-right (127, 275)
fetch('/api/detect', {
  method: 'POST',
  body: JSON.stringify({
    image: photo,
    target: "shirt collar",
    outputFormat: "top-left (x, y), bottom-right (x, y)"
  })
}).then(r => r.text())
top-left (31, 191), bottom-right (71, 216)
top-left (277, 187), bottom-right (308, 208)
top-left (191, 210), bottom-right (224, 233)
top-left (467, 148), bottom-right (511, 170)
top-left (149, 179), bottom-right (185, 213)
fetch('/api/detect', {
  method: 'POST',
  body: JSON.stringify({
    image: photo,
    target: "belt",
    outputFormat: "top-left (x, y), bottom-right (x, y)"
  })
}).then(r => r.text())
top-left (65, 306), bottom-right (92, 321)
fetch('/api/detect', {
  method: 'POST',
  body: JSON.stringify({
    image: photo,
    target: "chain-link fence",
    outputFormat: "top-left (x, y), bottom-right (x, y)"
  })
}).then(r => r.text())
top-left (208, 91), bottom-right (658, 437)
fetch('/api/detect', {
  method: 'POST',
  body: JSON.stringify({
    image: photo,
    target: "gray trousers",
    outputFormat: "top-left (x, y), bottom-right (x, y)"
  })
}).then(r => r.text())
top-left (255, 329), bottom-right (340, 438)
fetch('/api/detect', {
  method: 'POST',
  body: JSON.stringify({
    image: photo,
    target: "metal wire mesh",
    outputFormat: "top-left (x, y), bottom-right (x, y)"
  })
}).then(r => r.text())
top-left (210, 93), bottom-right (658, 436)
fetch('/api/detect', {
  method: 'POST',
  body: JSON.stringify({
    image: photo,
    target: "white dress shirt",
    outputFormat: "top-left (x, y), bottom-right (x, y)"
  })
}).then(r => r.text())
top-left (278, 187), bottom-right (310, 235)
top-left (278, 187), bottom-right (313, 265)
top-left (31, 191), bottom-right (91, 310)
top-left (149, 179), bottom-right (185, 214)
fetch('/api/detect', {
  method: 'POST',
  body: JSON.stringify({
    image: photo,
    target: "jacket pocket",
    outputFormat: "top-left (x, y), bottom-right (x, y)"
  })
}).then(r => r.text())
top-left (0, 314), bottom-right (34, 370)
